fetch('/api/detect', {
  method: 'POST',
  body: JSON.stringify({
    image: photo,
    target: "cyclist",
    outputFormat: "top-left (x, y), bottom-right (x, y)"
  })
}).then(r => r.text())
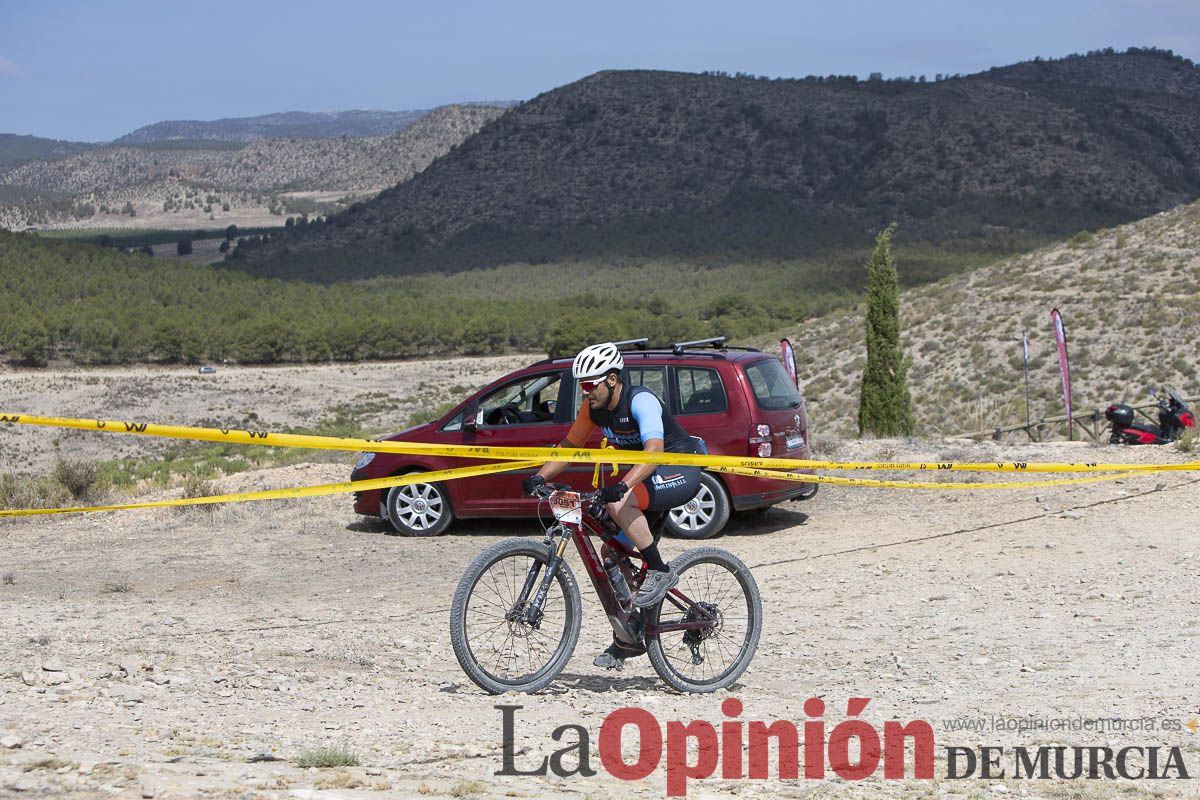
top-left (522, 341), bottom-right (703, 670)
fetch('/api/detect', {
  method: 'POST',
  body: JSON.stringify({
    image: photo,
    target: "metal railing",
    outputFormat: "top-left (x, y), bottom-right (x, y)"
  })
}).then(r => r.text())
top-left (951, 396), bottom-right (1199, 443)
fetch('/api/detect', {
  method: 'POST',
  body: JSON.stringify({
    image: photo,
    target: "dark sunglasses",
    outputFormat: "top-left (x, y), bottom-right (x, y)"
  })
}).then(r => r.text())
top-left (578, 378), bottom-right (604, 393)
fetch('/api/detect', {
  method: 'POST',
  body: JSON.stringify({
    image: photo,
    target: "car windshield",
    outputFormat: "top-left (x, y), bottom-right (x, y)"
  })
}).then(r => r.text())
top-left (475, 372), bottom-right (562, 426)
top-left (743, 358), bottom-right (801, 410)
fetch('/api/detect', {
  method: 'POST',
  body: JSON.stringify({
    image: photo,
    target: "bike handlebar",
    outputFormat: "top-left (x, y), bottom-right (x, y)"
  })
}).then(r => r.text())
top-left (531, 483), bottom-right (601, 502)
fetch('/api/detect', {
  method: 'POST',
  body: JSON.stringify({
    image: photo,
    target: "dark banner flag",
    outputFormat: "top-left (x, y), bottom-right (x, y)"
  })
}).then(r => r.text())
top-left (1050, 308), bottom-right (1073, 439)
top-left (780, 338), bottom-right (798, 387)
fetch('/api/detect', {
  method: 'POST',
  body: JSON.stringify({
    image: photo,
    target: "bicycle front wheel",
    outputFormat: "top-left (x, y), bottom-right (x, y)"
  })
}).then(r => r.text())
top-left (450, 538), bottom-right (582, 694)
top-left (646, 546), bottom-right (762, 693)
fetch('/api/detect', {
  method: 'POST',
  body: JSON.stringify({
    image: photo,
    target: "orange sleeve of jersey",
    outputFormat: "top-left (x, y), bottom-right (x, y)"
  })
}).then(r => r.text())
top-left (565, 400), bottom-right (596, 447)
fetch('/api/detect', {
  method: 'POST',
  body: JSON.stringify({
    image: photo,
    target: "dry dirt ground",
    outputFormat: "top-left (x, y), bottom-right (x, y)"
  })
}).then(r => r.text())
top-left (2, 361), bottom-right (1199, 799)
top-left (0, 357), bottom-right (532, 476)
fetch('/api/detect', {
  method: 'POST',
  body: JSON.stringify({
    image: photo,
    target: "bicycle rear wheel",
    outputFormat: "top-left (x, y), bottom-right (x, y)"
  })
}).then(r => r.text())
top-left (450, 538), bottom-right (582, 694)
top-left (646, 547), bottom-right (761, 692)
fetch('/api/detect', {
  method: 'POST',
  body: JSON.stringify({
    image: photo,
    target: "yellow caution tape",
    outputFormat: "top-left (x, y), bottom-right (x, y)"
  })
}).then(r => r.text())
top-left (591, 437), bottom-right (619, 488)
top-left (0, 460), bottom-right (543, 518)
top-left (4, 412), bottom-right (1198, 474)
top-left (706, 464), bottom-right (1155, 490)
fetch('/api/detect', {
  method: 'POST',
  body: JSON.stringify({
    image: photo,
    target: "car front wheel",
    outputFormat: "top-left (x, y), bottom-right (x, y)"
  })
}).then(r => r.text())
top-left (383, 474), bottom-right (453, 536)
top-left (664, 472), bottom-right (730, 540)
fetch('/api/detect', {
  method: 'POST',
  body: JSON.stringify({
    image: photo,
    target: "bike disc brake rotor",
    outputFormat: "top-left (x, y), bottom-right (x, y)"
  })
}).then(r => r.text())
top-left (507, 601), bottom-right (542, 634)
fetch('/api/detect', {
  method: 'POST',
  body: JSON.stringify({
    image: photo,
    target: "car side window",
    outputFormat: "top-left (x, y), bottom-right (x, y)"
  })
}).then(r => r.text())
top-left (626, 367), bottom-right (667, 400)
top-left (676, 367), bottom-right (727, 415)
top-left (569, 366), bottom-right (667, 409)
top-left (476, 372), bottom-right (562, 427)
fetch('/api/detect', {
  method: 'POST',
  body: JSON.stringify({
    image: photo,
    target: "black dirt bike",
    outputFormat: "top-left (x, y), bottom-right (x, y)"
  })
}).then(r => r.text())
top-left (449, 484), bottom-right (762, 694)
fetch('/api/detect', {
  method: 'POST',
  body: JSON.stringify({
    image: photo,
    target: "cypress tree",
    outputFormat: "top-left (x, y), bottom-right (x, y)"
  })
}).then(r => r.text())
top-left (857, 223), bottom-right (914, 436)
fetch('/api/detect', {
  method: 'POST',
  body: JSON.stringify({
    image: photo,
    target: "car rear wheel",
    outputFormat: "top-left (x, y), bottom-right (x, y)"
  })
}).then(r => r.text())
top-left (383, 473), bottom-right (453, 536)
top-left (664, 472), bottom-right (730, 540)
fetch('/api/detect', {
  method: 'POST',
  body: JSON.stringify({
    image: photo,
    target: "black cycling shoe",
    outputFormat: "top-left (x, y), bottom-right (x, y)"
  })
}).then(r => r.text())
top-left (633, 565), bottom-right (678, 608)
top-left (593, 642), bottom-right (645, 671)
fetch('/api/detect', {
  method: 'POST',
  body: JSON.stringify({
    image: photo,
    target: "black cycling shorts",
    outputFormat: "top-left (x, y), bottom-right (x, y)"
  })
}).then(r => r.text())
top-left (631, 464), bottom-right (702, 511)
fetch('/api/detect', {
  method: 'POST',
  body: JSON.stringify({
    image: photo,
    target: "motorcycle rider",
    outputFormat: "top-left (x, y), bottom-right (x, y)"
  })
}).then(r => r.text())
top-left (522, 342), bottom-right (703, 670)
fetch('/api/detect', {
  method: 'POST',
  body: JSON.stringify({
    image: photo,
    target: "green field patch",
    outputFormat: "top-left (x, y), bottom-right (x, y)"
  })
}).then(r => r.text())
top-left (1, 227), bottom-right (1034, 367)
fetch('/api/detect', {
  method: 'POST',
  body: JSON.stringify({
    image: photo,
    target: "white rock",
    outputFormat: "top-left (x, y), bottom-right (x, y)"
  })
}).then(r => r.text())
top-left (112, 687), bottom-right (145, 704)
top-left (0, 734), bottom-right (23, 749)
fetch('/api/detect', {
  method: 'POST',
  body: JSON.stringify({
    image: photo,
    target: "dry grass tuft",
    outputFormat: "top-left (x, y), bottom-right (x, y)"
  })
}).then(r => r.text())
top-left (295, 745), bottom-right (359, 769)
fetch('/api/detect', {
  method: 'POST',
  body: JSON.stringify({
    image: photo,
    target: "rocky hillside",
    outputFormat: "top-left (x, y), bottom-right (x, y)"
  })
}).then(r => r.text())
top-left (113, 108), bottom-right (430, 143)
top-left (240, 48), bottom-right (1200, 280)
top-left (771, 198), bottom-right (1200, 440)
top-left (0, 105), bottom-right (507, 229)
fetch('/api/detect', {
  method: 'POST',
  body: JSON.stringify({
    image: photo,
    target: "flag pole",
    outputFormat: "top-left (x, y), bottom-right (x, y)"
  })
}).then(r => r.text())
top-left (1022, 330), bottom-right (1031, 428)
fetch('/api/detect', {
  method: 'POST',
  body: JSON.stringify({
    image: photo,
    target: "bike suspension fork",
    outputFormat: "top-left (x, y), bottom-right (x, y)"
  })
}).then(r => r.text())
top-left (523, 527), bottom-right (571, 627)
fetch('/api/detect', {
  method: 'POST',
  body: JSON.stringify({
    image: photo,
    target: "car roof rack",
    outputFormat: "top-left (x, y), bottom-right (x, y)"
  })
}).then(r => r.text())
top-left (672, 336), bottom-right (726, 355)
top-left (534, 336), bottom-right (761, 366)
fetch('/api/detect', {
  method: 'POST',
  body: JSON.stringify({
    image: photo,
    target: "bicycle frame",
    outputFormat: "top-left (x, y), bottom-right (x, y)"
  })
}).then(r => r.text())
top-left (516, 490), bottom-right (716, 647)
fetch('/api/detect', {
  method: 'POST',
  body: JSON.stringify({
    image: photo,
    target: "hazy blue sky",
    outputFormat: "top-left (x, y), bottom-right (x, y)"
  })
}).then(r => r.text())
top-left (2, 0), bottom-right (1197, 141)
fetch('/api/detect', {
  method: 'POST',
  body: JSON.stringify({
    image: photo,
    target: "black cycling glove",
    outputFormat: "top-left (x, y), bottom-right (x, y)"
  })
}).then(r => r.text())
top-left (598, 481), bottom-right (629, 503)
top-left (522, 474), bottom-right (547, 495)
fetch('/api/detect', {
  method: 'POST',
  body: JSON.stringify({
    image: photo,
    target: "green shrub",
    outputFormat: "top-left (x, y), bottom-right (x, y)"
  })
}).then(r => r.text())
top-left (178, 473), bottom-right (221, 513)
top-left (295, 746), bottom-right (359, 769)
top-left (0, 473), bottom-right (67, 510)
top-left (51, 458), bottom-right (106, 501)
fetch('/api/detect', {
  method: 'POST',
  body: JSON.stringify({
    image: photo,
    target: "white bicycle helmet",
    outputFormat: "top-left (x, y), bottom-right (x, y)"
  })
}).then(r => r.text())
top-left (572, 342), bottom-right (624, 379)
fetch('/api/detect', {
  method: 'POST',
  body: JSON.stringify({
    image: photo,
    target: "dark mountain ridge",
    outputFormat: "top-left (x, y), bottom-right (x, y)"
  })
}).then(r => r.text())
top-left (238, 48), bottom-right (1200, 281)
top-left (114, 109), bottom-right (433, 143)
top-left (0, 134), bottom-right (94, 171)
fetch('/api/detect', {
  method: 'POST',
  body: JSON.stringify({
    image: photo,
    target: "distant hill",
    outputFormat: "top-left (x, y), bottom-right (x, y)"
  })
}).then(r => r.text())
top-left (0, 134), bottom-right (93, 171)
top-left (239, 48), bottom-right (1200, 281)
top-left (0, 105), bottom-right (508, 230)
top-left (113, 109), bottom-right (431, 143)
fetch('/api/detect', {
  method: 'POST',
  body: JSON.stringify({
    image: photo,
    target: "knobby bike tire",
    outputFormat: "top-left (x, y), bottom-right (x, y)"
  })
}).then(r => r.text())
top-left (450, 538), bottom-right (582, 694)
top-left (646, 546), bottom-right (762, 693)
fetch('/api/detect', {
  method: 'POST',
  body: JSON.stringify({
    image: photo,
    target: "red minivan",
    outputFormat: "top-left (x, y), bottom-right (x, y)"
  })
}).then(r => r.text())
top-left (351, 338), bottom-right (816, 538)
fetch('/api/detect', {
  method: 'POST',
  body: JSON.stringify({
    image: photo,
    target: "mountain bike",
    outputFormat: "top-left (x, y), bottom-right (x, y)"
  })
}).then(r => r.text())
top-left (449, 484), bottom-right (762, 693)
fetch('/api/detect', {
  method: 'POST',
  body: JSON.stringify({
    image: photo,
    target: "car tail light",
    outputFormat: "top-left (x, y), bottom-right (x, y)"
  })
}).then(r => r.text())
top-left (749, 423), bottom-right (772, 457)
